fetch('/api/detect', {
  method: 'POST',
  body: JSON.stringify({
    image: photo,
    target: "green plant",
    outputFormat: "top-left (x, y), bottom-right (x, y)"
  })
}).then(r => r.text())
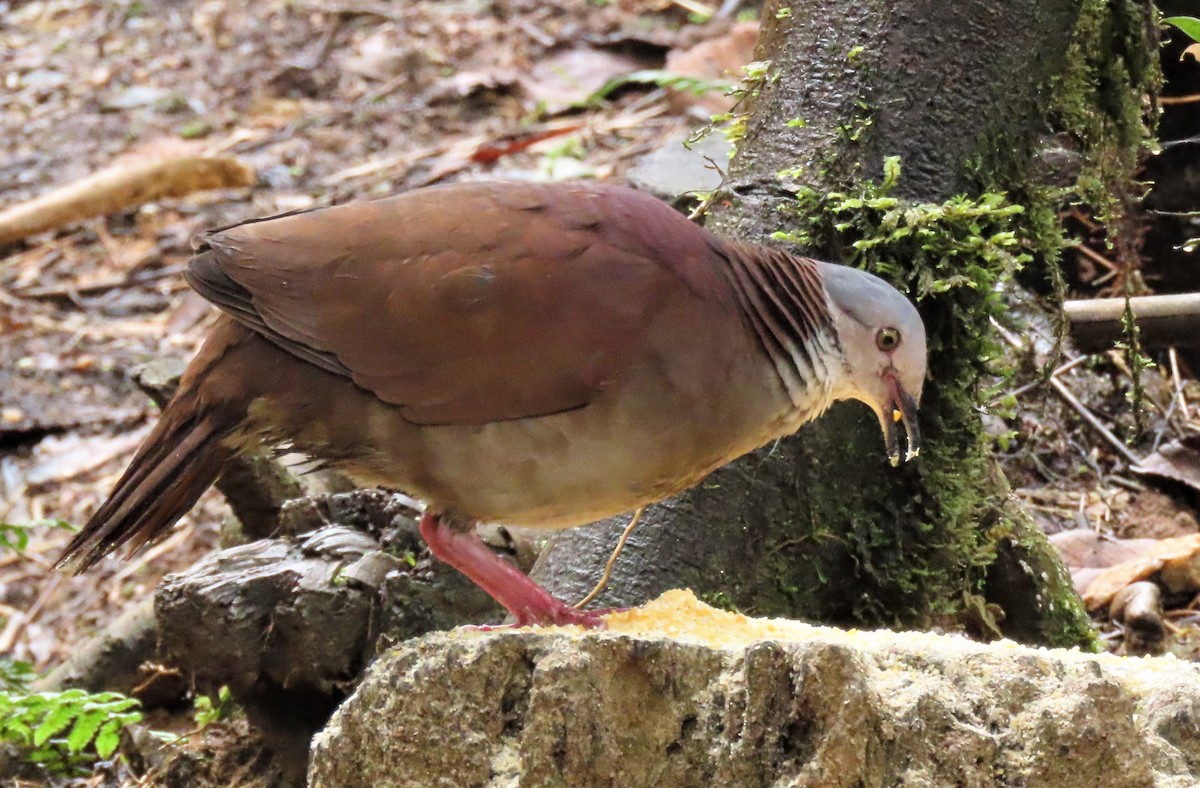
top-left (1115, 294), bottom-right (1154, 435)
top-left (585, 70), bottom-right (732, 106)
top-left (192, 685), bottom-right (232, 729)
top-left (1163, 16), bottom-right (1200, 43)
top-left (774, 156), bottom-right (1031, 308)
top-left (0, 688), bottom-right (142, 774)
top-left (0, 660), bottom-right (35, 693)
top-left (0, 519), bottom-right (73, 554)
top-left (687, 59), bottom-right (776, 154)
top-left (769, 156), bottom-right (1070, 625)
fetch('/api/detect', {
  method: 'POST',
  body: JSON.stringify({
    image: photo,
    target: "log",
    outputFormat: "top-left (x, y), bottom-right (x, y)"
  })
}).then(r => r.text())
top-left (1065, 294), bottom-right (1200, 351)
top-left (0, 155), bottom-right (254, 247)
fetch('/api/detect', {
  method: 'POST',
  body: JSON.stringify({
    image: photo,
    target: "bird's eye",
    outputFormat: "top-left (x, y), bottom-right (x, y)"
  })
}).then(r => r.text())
top-left (876, 327), bottom-right (901, 351)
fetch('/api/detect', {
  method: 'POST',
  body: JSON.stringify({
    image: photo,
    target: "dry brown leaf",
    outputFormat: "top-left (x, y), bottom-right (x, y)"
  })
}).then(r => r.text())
top-left (24, 427), bottom-right (150, 487)
top-left (1134, 435), bottom-right (1200, 494)
top-left (1047, 528), bottom-right (1158, 569)
top-left (1081, 533), bottom-right (1200, 611)
top-left (664, 21), bottom-right (759, 115)
top-left (521, 47), bottom-right (647, 114)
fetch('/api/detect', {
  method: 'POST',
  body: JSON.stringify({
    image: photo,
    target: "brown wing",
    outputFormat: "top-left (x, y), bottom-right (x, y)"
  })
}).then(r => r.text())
top-left (187, 181), bottom-right (735, 425)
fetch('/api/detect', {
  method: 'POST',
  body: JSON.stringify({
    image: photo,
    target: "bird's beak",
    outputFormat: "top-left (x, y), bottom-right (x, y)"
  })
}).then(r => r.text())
top-left (880, 369), bottom-right (920, 467)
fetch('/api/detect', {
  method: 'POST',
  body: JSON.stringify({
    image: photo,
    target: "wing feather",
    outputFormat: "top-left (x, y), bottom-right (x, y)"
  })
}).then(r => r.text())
top-left (188, 181), bottom-right (734, 425)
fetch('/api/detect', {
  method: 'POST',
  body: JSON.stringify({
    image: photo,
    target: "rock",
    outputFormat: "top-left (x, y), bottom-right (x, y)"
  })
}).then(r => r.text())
top-left (310, 590), bottom-right (1200, 787)
top-left (154, 492), bottom-right (507, 780)
top-left (626, 132), bottom-right (733, 204)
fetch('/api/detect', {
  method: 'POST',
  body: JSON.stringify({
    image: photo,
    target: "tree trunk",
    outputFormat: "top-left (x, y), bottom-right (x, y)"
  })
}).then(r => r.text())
top-left (535, 0), bottom-right (1155, 646)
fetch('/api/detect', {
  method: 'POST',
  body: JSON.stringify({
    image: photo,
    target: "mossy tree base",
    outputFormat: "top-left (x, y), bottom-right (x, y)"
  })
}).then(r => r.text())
top-left (535, 0), bottom-right (1156, 649)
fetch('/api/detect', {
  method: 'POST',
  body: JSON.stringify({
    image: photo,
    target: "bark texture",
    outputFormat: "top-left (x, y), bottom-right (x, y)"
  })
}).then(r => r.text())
top-left (535, 0), bottom-right (1151, 645)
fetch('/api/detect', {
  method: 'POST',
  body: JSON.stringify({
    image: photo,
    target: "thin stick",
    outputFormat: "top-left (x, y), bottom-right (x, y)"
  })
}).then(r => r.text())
top-left (1160, 93), bottom-right (1200, 106)
top-left (671, 0), bottom-right (716, 16)
top-left (1053, 367), bottom-right (1143, 463)
top-left (0, 573), bottom-right (62, 654)
top-left (992, 318), bottom-right (1143, 466)
top-left (573, 508), bottom-right (644, 609)
top-left (989, 355), bottom-right (1088, 406)
top-left (1169, 346), bottom-right (1191, 421)
top-left (0, 156), bottom-right (253, 247)
top-left (1073, 242), bottom-right (1118, 272)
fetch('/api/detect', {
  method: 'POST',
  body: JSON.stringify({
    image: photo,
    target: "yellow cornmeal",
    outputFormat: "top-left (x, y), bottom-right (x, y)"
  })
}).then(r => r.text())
top-left (450, 588), bottom-right (1193, 681)
top-left (601, 589), bottom-right (820, 648)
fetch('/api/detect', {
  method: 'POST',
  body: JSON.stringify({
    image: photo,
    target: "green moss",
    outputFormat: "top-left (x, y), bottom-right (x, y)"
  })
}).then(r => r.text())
top-left (699, 590), bottom-right (740, 613)
top-left (768, 157), bottom-right (1096, 645)
top-left (1050, 0), bottom-right (1158, 218)
top-left (689, 60), bottom-right (776, 156)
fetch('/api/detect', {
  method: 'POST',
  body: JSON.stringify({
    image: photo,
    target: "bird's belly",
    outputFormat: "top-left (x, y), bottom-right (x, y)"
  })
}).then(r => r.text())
top-left (274, 359), bottom-right (794, 529)
top-left (340, 395), bottom-right (771, 528)
top-left (411, 416), bottom-right (722, 528)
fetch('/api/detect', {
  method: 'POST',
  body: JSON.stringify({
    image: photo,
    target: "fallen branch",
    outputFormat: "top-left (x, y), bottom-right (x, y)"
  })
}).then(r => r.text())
top-left (32, 598), bottom-right (173, 703)
top-left (1065, 293), bottom-right (1200, 351)
top-left (0, 156), bottom-right (254, 247)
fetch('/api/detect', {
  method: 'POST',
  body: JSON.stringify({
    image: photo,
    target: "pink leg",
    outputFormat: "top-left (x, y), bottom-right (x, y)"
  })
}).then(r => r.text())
top-left (419, 511), bottom-right (607, 629)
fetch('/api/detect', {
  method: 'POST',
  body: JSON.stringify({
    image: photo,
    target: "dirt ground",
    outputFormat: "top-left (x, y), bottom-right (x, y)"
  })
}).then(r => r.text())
top-left (3, 0), bottom-right (1200, 784)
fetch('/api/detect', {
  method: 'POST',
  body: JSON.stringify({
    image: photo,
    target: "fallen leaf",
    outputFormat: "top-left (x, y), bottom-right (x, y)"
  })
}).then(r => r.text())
top-left (520, 46), bottom-right (648, 114)
top-left (1134, 434), bottom-right (1200, 493)
top-left (1080, 533), bottom-right (1200, 611)
top-left (23, 427), bottom-right (151, 487)
top-left (664, 21), bottom-right (759, 115)
top-left (342, 28), bottom-right (410, 81)
top-left (1048, 528), bottom-right (1157, 569)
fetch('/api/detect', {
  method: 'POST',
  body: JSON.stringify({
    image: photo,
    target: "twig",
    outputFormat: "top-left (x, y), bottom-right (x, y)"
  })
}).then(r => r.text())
top-left (573, 508), bottom-right (644, 609)
top-left (1152, 347), bottom-right (1190, 452)
top-left (992, 318), bottom-right (1143, 466)
top-left (0, 573), bottom-right (62, 654)
top-left (989, 355), bottom-right (1088, 407)
top-left (1050, 376), bottom-right (1142, 465)
top-left (1073, 242), bottom-right (1118, 272)
top-left (325, 103), bottom-right (667, 188)
top-left (1169, 346), bottom-right (1191, 421)
top-left (1065, 293), bottom-right (1200, 351)
top-left (671, 0), bottom-right (717, 16)
top-left (1160, 93), bottom-right (1200, 106)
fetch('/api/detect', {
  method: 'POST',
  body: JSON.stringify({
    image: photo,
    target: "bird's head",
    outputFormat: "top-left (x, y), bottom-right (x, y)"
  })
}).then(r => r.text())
top-left (820, 263), bottom-right (927, 466)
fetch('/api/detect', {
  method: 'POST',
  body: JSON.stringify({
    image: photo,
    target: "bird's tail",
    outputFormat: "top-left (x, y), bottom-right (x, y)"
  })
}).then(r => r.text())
top-left (56, 321), bottom-right (255, 572)
top-left (56, 403), bottom-right (238, 571)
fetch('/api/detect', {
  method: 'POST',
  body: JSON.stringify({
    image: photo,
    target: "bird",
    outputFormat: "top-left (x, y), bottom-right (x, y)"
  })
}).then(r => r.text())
top-left (57, 180), bottom-right (927, 629)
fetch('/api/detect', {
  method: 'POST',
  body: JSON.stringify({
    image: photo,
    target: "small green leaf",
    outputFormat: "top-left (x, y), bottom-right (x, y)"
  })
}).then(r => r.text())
top-left (66, 710), bottom-right (105, 753)
top-left (1164, 16), bottom-right (1200, 43)
top-left (93, 720), bottom-right (121, 759)
top-left (881, 156), bottom-right (902, 190)
top-left (32, 702), bottom-right (76, 746)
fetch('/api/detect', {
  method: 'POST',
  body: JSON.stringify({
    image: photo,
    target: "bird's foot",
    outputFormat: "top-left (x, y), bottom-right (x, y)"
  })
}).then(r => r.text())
top-left (420, 511), bottom-right (609, 629)
top-left (467, 604), bottom-right (610, 631)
